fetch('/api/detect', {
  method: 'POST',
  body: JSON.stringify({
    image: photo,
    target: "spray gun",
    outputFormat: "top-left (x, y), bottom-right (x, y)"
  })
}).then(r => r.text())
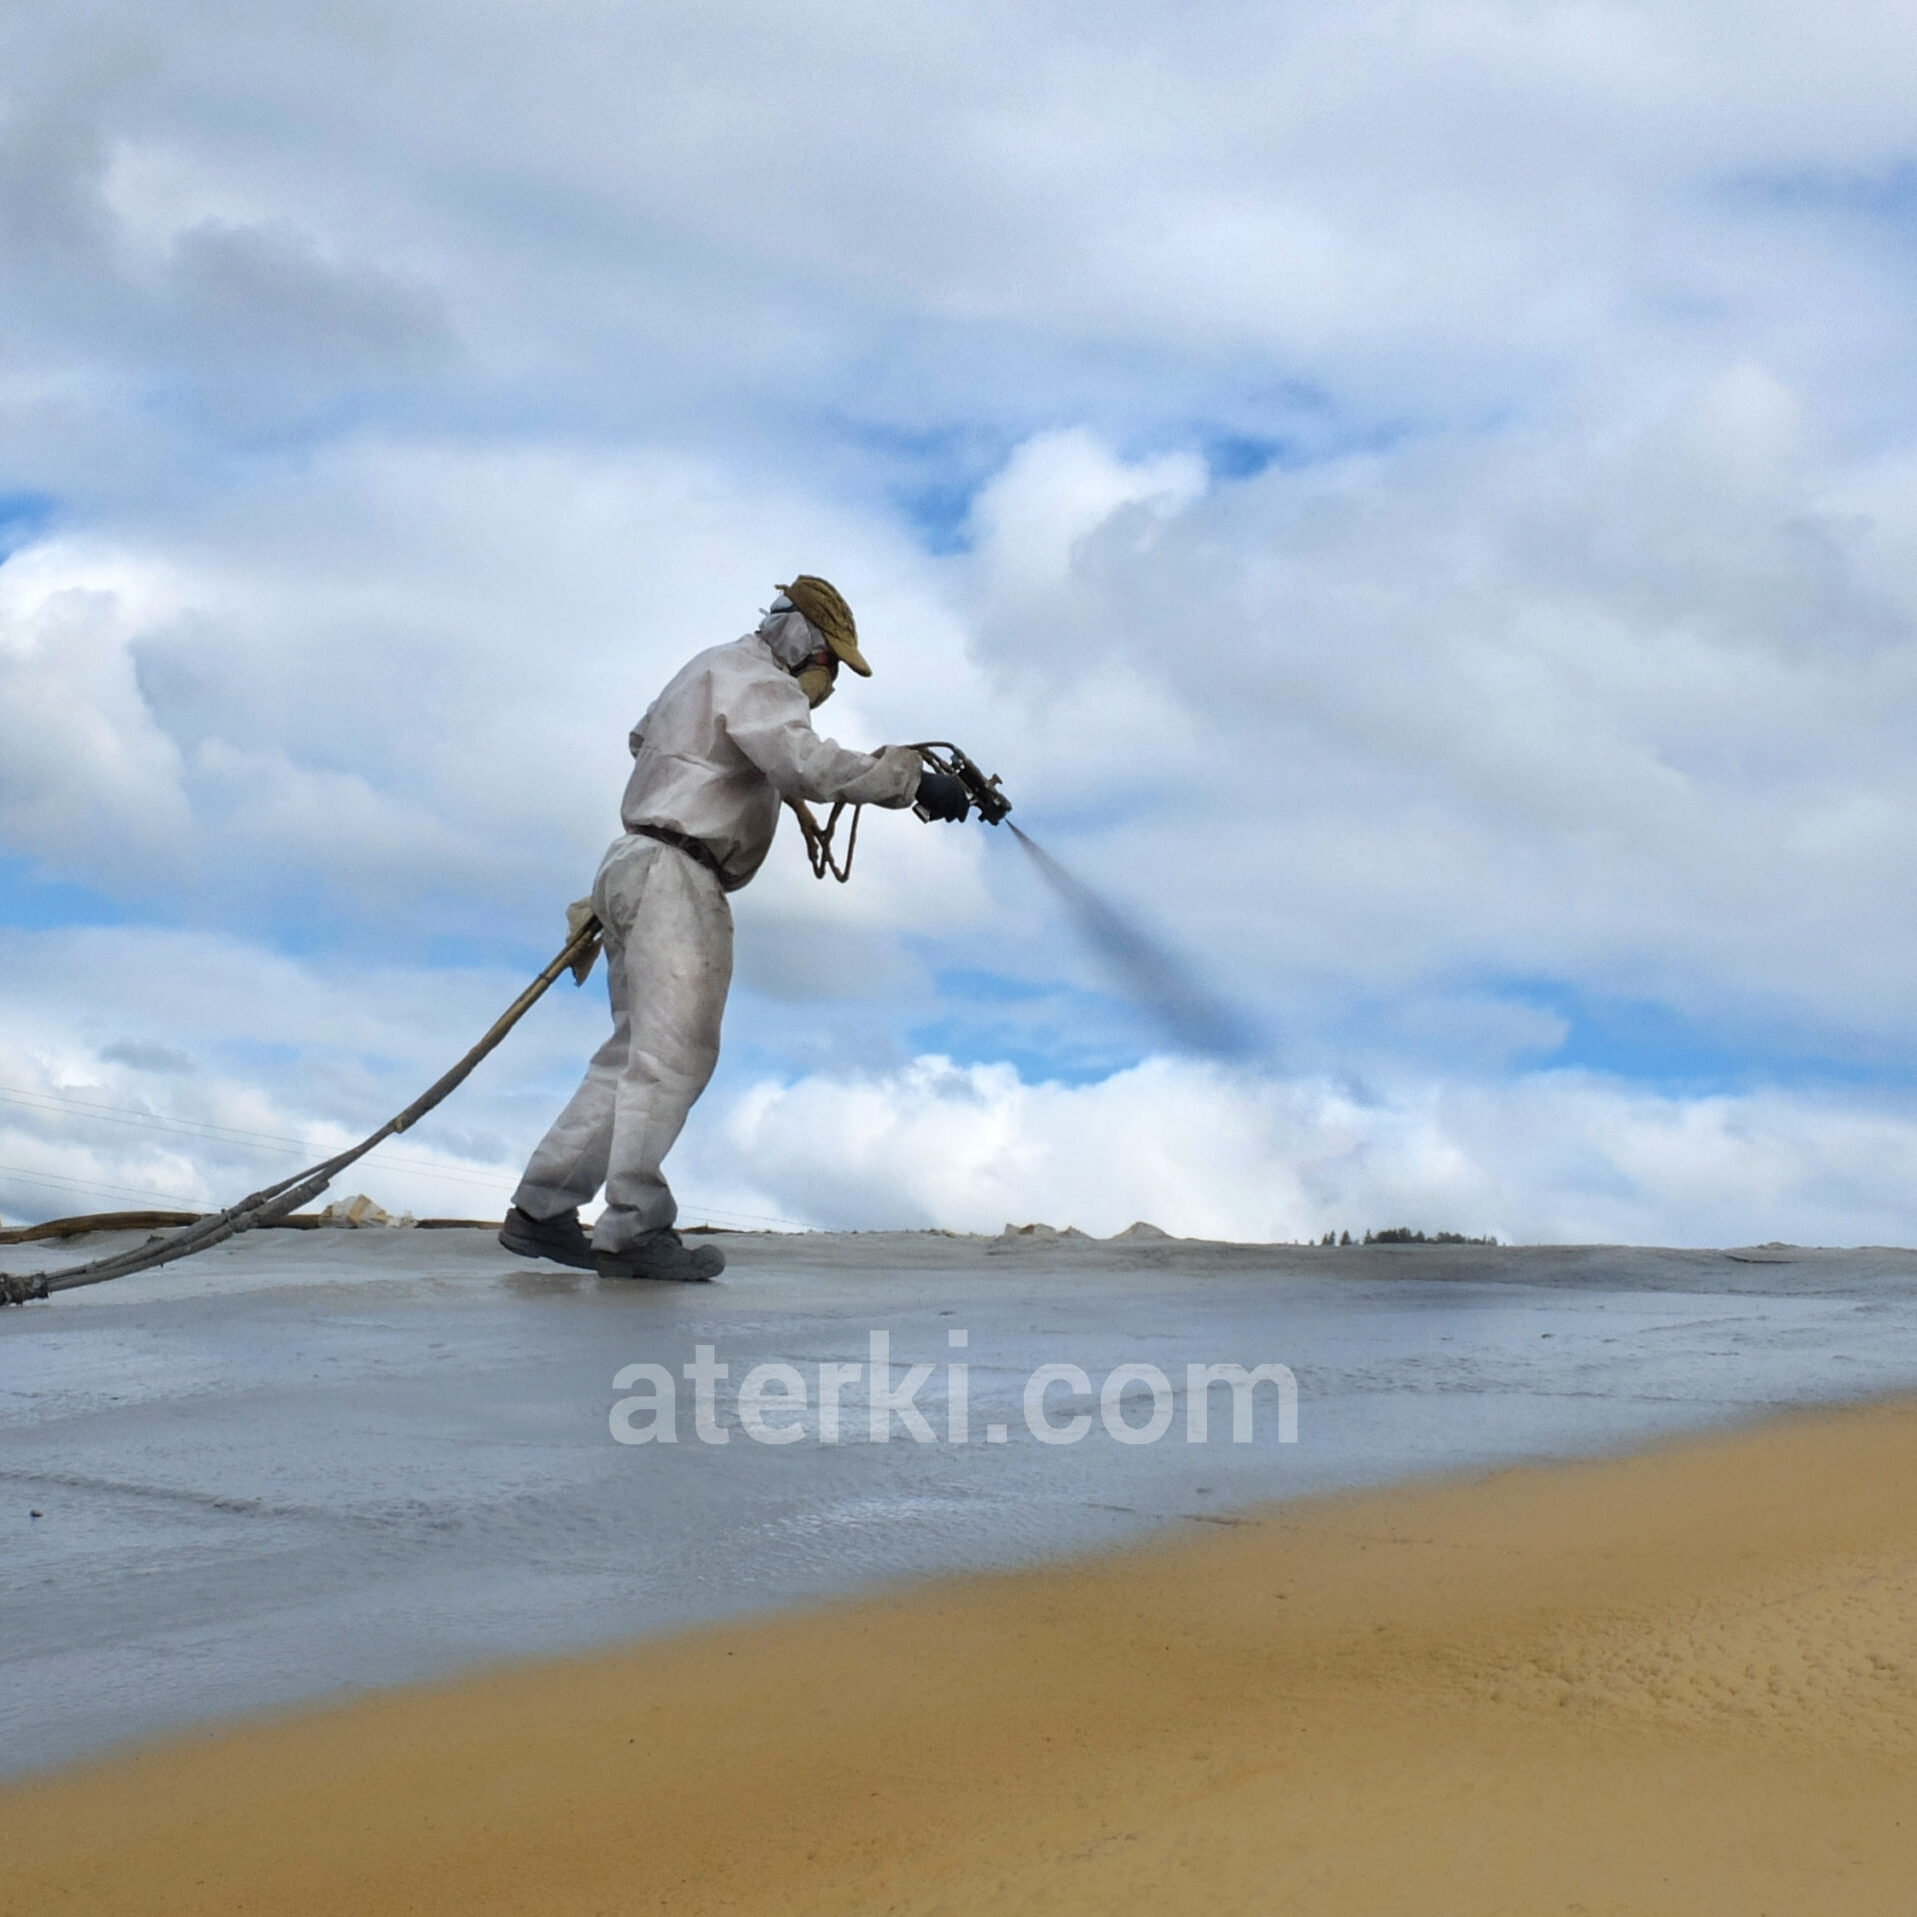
top-left (910, 741), bottom-right (1013, 825)
top-left (790, 739), bottom-right (1011, 881)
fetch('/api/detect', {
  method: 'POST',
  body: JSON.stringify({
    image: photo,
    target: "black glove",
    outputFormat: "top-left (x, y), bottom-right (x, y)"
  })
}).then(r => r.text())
top-left (915, 771), bottom-right (971, 823)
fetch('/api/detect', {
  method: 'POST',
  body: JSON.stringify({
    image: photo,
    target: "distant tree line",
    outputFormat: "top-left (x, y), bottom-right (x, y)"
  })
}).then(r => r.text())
top-left (1316, 1228), bottom-right (1499, 1247)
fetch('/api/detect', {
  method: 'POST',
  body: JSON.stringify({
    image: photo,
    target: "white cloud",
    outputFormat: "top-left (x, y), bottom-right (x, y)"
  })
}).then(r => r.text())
top-left (4, 0), bottom-right (1917, 1241)
top-left (951, 376), bottom-right (1917, 1070)
top-left (0, 561), bottom-right (192, 884)
top-left (689, 1053), bottom-right (1917, 1249)
top-left (8, 0), bottom-right (1917, 465)
top-left (0, 921), bottom-right (614, 1228)
top-left (969, 430), bottom-right (1207, 595)
top-left (1, 438), bottom-right (999, 944)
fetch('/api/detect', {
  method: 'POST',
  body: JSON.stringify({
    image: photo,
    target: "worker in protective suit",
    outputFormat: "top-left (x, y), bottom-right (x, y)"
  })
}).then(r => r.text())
top-left (500, 576), bottom-right (971, 1281)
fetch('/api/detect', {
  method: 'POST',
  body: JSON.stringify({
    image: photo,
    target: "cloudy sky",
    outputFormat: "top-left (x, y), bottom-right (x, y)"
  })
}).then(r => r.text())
top-left (6, 0), bottom-right (1917, 1244)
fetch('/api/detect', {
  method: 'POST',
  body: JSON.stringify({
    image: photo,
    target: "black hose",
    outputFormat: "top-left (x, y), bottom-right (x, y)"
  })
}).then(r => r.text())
top-left (0, 919), bottom-right (602, 1306)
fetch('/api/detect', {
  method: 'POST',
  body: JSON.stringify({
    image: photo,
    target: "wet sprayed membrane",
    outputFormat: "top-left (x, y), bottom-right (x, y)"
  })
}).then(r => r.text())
top-left (7, 1227), bottom-right (1917, 1776)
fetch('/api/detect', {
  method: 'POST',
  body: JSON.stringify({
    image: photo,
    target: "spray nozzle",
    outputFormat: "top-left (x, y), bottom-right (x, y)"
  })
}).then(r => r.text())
top-left (911, 742), bottom-right (1013, 825)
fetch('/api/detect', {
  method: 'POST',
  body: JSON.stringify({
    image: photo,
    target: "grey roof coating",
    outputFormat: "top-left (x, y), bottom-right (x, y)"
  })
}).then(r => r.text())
top-left (7, 1227), bottom-right (1917, 1778)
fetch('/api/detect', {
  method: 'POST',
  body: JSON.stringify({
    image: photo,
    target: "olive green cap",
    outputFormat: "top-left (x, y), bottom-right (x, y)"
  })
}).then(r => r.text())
top-left (778, 574), bottom-right (872, 676)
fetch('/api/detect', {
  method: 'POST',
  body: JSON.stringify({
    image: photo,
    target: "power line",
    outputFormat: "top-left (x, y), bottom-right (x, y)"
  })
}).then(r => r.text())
top-left (0, 1084), bottom-right (316, 1152)
top-left (0, 1084), bottom-right (816, 1231)
top-left (0, 1083), bottom-right (544, 1195)
top-left (0, 1083), bottom-right (504, 1182)
top-left (0, 1162), bottom-right (205, 1208)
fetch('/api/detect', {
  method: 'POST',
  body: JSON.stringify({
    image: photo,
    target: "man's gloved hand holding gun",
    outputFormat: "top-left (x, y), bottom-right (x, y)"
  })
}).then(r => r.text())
top-left (911, 742), bottom-right (1012, 827)
top-left (914, 770), bottom-right (971, 822)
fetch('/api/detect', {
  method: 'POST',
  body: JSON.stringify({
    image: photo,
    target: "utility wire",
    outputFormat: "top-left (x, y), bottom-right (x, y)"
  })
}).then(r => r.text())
top-left (0, 1082), bottom-right (816, 1234)
top-left (0, 925), bottom-right (608, 1302)
top-left (0, 1083), bottom-right (515, 1185)
top-left (0, 1162), bottom-right (205, 1208)
top-left (0, 1080), bottom-right (591, 1196)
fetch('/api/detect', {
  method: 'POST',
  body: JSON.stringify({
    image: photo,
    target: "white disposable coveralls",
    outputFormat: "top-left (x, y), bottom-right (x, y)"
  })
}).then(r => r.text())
top-left (512, 623), bottom-right (922, 1251)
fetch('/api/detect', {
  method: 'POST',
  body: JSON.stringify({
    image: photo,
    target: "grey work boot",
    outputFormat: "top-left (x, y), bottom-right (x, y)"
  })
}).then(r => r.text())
top-left (499, 1205), bottom-right (596, 1270)
top-left (594, 1229), bottom-right (725, 1283)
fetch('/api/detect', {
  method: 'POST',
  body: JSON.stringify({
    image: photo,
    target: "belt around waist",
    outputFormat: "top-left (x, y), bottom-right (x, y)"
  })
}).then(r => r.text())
top-left (629, 822), bottom-right (733, 887)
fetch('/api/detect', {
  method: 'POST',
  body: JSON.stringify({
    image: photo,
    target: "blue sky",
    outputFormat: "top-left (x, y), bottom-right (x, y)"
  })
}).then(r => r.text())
top-left (5, 1), bottom-right (1917, 1243)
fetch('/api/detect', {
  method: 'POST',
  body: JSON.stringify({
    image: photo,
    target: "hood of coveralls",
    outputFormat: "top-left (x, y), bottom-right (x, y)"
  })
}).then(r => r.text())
top-left (757, 596), bottom-right (838, 708)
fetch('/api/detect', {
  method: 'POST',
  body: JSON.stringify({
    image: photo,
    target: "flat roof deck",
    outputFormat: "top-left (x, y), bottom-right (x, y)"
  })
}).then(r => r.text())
top-left (8, 1227), bottom-right (1917, 1777)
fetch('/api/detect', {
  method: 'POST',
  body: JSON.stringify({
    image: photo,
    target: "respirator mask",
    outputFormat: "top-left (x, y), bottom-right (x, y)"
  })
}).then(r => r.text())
top-left (795, 646), bottom-right (838, 708)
